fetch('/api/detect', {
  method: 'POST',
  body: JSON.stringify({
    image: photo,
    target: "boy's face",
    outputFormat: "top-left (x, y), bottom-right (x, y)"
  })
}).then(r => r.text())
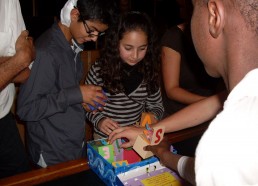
top-left (70, 19), bottom-right (108, 44)
top-left (191, 0), bottom-right (220, 77)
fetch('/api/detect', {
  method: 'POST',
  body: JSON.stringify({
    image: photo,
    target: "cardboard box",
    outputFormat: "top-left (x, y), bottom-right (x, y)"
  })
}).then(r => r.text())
top-left (87, 139), bottom-right (158, 186)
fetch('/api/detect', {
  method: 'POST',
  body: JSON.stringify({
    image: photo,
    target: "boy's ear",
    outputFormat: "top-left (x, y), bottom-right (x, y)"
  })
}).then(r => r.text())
top-left (207, 0), bottom-right (225, 38)
top-left (70, 8), bottom-right (80, 22)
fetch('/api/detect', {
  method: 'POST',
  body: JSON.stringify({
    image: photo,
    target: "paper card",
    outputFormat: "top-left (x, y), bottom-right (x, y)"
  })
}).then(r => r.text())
top-left (117, 161), bottom-right (182, 186)
top-left (150, 127), bottom-right (165, 145)
top-left (98, 144), bottom-right (114, 163)
top-left (123, 148), bottom-right (142, 164)
top-left (140, 112), bottom-right (156, 127)
top-left (112, 138), bottom-right (124, 162)
top-left (112, 160), bottom-right (128, 167)
top-left (141, 172), bottom-right (181, 186)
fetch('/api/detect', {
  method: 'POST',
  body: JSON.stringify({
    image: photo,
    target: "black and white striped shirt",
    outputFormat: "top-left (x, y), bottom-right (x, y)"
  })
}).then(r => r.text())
top-left (85, 61), bottom-right (164, 138)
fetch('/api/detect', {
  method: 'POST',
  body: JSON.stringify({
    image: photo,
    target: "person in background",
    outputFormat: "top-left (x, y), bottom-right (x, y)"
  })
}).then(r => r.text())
top-left (0, 0), bottom-right (35, 178)
top-left (160, 0), bottom-right (224, 156)
top-left (17, 0), bottom-right (117, 167)
top-left (85, 11), bottom-right (164, 139)
top-left (146, 0), bottom-right (258, 185)
top-left (161, 0), bottom-right (220, 118)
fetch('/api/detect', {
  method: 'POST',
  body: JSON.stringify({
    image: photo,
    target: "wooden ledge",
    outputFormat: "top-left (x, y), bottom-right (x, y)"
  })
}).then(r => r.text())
top-left (0, 158), bottom-right (89, 186)
top-left (165, 123), bottom-right (209, 144)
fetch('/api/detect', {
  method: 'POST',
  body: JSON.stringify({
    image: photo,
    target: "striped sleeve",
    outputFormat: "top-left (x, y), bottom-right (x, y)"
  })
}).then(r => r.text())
top-left (145, 88), bottom-right (164, 120)
top-left (85, 61), bottom-right (107, 131)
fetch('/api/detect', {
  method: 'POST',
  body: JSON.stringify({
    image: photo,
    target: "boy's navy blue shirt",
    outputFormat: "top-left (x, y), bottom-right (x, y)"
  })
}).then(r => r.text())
top-left (17, 22), bottom-right (86, 167)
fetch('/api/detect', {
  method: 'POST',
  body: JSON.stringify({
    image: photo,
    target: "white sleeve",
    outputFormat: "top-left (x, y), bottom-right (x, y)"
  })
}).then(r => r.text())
top-left (177, 156), bottom-right (196, 185)
top-left (0, 0), bottom-right (26, 56)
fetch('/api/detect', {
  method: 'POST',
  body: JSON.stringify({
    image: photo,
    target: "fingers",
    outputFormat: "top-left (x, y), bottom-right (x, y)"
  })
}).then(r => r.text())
top-left (105, 128), bottom-right (113, 135)
top-left (82, 103), bottom-right (91, 112)
top-left (15, 30), bottom-right (35, 67)
top-left (100, 118), bottom-right (119, 136)
top-left (119, 141), bottom-right (134, 149)
top-left (108, 127), bottom-right (128, 142)
top-left (80, 85), bottom-right (107, 109)
top-left (21, 30), bottom-right (33, 42)
top-left (21, 30), bottom-right (29, 37)
top-left (143, 145), bottom-right (151, 151)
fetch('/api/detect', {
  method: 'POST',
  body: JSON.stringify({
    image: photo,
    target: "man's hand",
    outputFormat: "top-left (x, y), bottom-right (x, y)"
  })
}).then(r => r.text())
top-left (15, 30), bottom-right (35, 67)
top-left (108, 126), bottom-right (144, 148)
top-left (144, 137), bottom-right (171, 159)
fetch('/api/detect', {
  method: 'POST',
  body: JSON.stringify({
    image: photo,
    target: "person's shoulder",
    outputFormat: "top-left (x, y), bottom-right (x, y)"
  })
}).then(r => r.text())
top-left (162, 25), bottom-right (183, 38)
top-left (161, 25), bottom-right (184, 47)
top-left (35, 23), bottom-right (70, 54)
top-left (35, 26), bottom-right (56, 49)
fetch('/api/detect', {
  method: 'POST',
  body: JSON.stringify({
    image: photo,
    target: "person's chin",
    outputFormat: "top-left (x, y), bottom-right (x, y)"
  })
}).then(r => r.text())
top-left (205, 68), bottom-right (220, 78)
top-left (127, 61), bottom-right (139, 66)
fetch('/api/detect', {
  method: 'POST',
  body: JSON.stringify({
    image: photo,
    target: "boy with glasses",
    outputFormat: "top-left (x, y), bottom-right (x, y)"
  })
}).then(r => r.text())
top-left (17, 0), bottom-right (117, 167)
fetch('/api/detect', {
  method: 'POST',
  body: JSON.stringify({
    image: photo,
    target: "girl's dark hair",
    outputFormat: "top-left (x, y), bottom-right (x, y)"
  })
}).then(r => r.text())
top-left (100, 11), bottom-right (160, 94)
top-left (77, 0), bottom-right (118, 25)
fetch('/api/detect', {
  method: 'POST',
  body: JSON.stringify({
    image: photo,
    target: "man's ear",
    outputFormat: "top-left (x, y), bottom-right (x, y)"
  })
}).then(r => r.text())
top-left (207, 0), bottom-right (225, 38)
top-left (70, 8), bottom-right (80, 22)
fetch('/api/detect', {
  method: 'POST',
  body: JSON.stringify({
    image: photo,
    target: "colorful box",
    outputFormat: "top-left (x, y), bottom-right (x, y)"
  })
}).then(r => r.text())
top-left (87, 138), bottom-right (159, 186)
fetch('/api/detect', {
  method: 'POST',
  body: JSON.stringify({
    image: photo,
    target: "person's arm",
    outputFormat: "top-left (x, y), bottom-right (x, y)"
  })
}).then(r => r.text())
top-left (152, 91), bottom-right (226, 133)
top-left (0, 31), bottom-right (34, 90)
top-left (161, 46), bottom-right (206, 104)
top-left (109, 91), bottom-right (227, 147)
top-left (12, 67), bottom-right (30, 84)
top-left (84, 61), bottom-right (107, 132)
top-left (145, 138), bottom-right (196, 185)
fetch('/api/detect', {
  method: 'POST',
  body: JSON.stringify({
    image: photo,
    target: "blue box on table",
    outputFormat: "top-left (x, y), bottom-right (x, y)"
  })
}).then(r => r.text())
top-left (87, 138), bottom-right (158, 186)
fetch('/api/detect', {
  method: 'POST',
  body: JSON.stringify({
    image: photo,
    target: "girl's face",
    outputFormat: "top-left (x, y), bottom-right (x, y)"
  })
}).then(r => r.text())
top-left (119, 30), bottom-right (148, 66)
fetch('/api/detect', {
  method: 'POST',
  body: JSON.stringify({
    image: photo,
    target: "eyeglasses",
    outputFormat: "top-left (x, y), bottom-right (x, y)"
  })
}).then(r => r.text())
top-left (74, 6), bottom-right (105, 38)
top-left (81, 18), bottom-right (105, 38)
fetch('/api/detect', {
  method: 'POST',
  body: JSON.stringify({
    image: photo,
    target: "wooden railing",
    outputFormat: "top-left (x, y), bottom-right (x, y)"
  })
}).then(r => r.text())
top-left (0, 159), bottom-right (89, 186)
top-left (0, 123), bottom-right (208, 186)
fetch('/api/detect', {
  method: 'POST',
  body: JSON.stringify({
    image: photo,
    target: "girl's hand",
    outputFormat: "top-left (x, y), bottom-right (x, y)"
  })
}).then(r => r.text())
top-left (108, 126), bottom-right (144, 148)
top-left (98, 117), bottom-right (119, 136)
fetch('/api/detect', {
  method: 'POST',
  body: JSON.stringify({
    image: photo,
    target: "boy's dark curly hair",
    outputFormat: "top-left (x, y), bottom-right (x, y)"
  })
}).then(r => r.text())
top-left (100, 11), bottom-right (160, 95)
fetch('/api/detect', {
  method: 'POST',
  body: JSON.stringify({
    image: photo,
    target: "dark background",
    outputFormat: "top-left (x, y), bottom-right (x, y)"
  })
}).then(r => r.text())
top-left (19, 0), bottom-right (182, 47)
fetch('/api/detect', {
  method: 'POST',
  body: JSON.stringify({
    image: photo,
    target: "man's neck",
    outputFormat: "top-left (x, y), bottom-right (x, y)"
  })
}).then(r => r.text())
top-left (0, 57), bottom-right (10, 64)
